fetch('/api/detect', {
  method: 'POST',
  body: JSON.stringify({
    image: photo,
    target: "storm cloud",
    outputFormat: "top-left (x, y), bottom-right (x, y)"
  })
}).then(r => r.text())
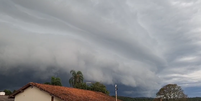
top-left (0, 0), bottom-right (201, 97)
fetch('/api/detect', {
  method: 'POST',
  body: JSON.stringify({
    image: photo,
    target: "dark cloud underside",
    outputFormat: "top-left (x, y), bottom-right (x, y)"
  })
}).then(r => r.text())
top-left (0, 0), bottom-right (201, 97)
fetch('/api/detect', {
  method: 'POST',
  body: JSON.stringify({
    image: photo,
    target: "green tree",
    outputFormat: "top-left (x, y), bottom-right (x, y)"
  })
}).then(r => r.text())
top-left (3, 89), bottom-right (12, 95)
top-left (156, 84), bottom-right (187, 101)
top-left (90, 82), bottom-right (109, 95)
top-left (69, 70), bottom-right (84, 87)
top-left (44, 76), bottom-right (62, 86)
top-left (74, 83), bottom-right (91, 90)
top-left (74, 82), bottom-right (109, 95)
top-left (44, 82), bottom-right (51, 85)
top-left (51, 76), bottom-right (62, 86)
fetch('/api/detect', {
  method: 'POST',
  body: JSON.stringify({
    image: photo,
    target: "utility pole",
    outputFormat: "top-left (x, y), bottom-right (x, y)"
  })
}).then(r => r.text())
top-left (115, 84), bottom-right (118, 101)
top-left (86, 82), bottom-right (92, 90)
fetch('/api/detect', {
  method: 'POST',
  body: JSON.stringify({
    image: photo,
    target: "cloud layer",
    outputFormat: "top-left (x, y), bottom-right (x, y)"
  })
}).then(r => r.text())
top-left (0, 0), bottom-right (201, 97)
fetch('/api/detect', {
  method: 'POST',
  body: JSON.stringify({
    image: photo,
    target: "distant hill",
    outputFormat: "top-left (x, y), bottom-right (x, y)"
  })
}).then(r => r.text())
top-left (112, 96), bottom-right (201, 101)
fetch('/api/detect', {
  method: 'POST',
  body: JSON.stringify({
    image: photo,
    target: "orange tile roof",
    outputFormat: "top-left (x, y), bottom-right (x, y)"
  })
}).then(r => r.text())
top-left (9, 82), bottom-right (121, 101)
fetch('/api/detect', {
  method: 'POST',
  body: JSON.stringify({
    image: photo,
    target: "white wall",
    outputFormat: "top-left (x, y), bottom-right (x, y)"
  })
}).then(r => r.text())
top-left (0, 92), bottom-right (5, 95)
top-left (54, 96), bottom-right (62, 101)
top-left (15, 86), bottom-right (62, 101)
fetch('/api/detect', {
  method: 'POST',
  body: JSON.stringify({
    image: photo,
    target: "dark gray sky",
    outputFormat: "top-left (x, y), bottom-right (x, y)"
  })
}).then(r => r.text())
top-left (0, 0), bottom-right (201, 97)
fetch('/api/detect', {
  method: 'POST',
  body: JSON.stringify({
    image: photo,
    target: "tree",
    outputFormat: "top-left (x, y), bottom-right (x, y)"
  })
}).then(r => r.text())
top-left (74, 83), bottom-right (91, 90)
top-left (156, 84), bottom-right (187, 101)
top-left (51, 76), bottom-right (62, 86)
top-left (44, 76), bottom-right (62, 86)
top-left (3, 89), bottom-right (12, 95)
top-left (69, 70), bottom-right (84, 87)
top-left (44, 82), bottom-right (51, 85)
top-left (90, 82), bottom-right (109, 95)
top-left (74, 82), bottom-right (109, 95)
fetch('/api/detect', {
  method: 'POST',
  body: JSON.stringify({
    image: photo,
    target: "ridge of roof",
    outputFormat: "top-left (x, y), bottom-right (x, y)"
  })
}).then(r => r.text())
top-left (9, 82), bottom-right (121, 101)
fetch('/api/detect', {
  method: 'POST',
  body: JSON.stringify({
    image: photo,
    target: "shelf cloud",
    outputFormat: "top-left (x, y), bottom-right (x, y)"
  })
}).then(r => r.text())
top-left (0, 0), bottom-right (201, 97)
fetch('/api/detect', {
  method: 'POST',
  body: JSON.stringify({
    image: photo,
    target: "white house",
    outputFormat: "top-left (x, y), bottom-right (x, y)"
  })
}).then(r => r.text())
top-left (9, 82), bottom-right (120, 101)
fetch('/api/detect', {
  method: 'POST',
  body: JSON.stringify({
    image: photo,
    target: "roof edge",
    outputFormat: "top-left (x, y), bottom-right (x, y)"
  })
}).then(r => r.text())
top-left (9, 82), bottom-right (33, 98)
top-left (8, 82), bottom-right (64, 100)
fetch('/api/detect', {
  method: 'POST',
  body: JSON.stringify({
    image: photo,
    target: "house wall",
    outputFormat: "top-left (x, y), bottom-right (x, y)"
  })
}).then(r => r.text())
top-left (15, 86), bottom-right (62, 101)
top-left (54, 97), bottom-right (61, 101)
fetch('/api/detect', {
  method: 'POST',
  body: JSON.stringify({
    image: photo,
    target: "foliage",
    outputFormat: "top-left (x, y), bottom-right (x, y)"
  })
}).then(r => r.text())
top-left (44, 76), bottom-right (62, 86)
top-left (156, 84), bottom-right (187, 101)
top-left (3, 89), bottom-right (12, 95)
top-left (90, 82), bottom-right (109, 95)
top-left (44, 82), bottom-right (51, 85)
top-left (68, 70), bottom-right (109, 95)
top-left (74, 82), bottom-right (109, 95)
top-left (51, 76), bottom-right (62, 86)
top-left (114, 96), bottom-right (154, 101)
top-left (69, 70), bottom-right (84, 87)
top-left (74, 83), bottom-right (91, 90)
